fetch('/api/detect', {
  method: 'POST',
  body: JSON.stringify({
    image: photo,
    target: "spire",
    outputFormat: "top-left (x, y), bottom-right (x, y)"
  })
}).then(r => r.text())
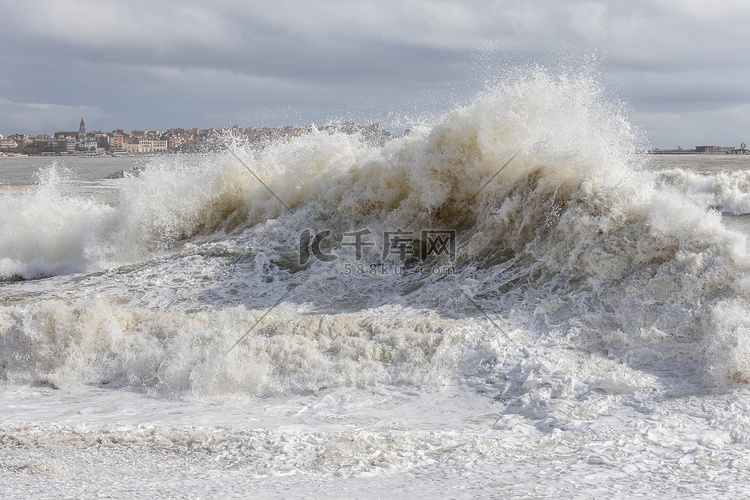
top-left (79, 117), bottom-right (86, 138)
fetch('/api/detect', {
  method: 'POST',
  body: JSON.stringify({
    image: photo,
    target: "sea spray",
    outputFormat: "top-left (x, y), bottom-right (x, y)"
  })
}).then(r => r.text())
top-left (0, 166), bottom-right (117, 279)
top-left (655, 167), bottom-right (750, 215)
top-left (1, 68), bottom-right (750, 399)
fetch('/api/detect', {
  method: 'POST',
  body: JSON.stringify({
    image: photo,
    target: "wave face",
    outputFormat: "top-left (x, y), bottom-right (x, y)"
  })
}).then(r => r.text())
top-left (655, 168), bottom-right (750, 215)
top-left (2, 69), bottom-right (750, 405)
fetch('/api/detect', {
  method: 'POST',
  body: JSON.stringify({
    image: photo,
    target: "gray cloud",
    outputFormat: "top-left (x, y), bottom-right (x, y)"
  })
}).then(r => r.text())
top-left (0, 98), bottom-right (105, 133)
top-left (1, 0), bottom-right (748, 147)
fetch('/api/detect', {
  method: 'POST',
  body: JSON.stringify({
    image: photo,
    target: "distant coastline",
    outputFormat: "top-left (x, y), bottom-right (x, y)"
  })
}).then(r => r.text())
top-left (649, 144), bottom-right (748, 155)
top-left (0, 121), bottom-right (394, 157)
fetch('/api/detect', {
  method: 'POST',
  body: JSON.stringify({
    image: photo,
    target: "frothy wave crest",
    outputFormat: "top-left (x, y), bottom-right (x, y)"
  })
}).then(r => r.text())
top-left (2, 69), bottom-right (750, 397)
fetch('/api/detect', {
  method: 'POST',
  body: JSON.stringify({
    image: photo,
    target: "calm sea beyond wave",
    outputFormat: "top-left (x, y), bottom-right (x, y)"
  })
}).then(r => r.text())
top-left (4, 70), bottom-right (750, 498)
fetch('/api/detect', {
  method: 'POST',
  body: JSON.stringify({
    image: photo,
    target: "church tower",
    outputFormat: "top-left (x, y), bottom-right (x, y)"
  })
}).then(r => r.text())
top-left (79, 118), bottom-right (86, 139)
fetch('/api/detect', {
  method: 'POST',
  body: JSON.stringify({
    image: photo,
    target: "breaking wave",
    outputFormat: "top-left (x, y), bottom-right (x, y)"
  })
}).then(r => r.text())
top-left (2, 68), bottom-right (750, 402)
top-left (655, 168), bottom-right (750, 215)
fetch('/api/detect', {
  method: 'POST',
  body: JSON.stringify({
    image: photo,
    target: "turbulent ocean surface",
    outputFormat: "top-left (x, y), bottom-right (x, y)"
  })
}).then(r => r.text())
top-left (3, 71), bottom-right (750, 498)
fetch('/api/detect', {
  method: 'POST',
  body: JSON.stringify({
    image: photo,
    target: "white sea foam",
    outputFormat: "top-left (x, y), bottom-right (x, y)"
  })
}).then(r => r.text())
top-left (3, 68), bottom-right (750, 497)
top-left (655, 167), bottom-right (750, 215)
top-left (2, 70), bottom-right (750, 392)
top-left (0, 167), bottom-right (116, 279)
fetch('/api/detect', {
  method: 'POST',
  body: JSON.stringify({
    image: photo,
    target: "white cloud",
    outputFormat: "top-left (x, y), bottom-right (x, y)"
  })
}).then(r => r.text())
top-left (6, 1), bottom-right (749, 69)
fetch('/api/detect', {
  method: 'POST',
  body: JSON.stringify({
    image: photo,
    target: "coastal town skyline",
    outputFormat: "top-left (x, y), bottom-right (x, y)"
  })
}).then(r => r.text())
top-left (1, 117), bottom-right (746, 156)
top-left (0, 117), bottom-right (394, 155)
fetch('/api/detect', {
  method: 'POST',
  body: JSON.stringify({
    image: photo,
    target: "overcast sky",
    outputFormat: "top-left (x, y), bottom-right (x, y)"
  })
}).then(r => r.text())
top-left (1, 0), bottom-right (748, 148)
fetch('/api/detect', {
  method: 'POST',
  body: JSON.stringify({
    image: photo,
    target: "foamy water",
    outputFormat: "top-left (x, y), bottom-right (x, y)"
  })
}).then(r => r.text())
top-left (2, 70), bottom-right (750, 498)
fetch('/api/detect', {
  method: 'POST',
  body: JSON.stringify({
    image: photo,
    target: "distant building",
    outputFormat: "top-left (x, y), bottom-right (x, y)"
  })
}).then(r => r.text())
top-left (124, 141), bottom-right (140, 154)
top-left (152, 138), bottom-right (167, 152)
top-left (695, 146), bottom-right (734, 153)
top-left (55, 131), bottom-right (80, 140)
top-left (109, 132), bottom-right (124, 150)
top-left (166, 132), bottom-right (180, 150)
